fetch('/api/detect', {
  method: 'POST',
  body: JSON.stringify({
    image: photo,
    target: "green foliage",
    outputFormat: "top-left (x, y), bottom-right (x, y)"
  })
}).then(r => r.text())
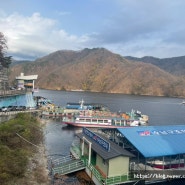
top-left (0, 113), bottom-right (43, 184)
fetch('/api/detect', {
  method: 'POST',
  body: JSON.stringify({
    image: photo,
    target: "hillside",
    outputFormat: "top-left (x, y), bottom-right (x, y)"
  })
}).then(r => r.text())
top-left (125, 56), bottom-right (185, 76)
top-left (9, 48), bottom-right (185, 97)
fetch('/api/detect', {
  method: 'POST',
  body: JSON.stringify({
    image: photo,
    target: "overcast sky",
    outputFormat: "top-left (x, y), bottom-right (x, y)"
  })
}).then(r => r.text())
top-left (1, 0), bottom-right (185, 60)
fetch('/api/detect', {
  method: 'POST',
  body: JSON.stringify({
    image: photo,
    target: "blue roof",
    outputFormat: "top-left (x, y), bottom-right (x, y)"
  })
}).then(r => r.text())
top-left (118, 125), bottom-right (185, 158)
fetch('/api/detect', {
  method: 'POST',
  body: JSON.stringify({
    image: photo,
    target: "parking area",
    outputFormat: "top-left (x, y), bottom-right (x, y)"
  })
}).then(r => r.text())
top-left (0, 106), bottom-right (36, 112)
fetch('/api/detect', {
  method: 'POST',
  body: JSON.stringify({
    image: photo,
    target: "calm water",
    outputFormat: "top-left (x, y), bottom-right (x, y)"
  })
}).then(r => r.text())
top-left (36, 89), bottom-right (185, 157)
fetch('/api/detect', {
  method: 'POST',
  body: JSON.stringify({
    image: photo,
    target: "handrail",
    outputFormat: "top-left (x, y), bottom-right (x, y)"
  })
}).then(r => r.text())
top-left (0, 89), bottom-right (31, 97)
top-left (52, 159), bottom-right (85, 175)
top-left (51, 155), bottom-right (74, 166)
top-left (0, 109), bottom-right (40, 116)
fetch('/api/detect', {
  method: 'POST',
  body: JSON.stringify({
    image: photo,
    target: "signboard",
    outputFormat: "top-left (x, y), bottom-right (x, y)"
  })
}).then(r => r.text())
top-left (83, 128), bottom-right (110, 151)
top-left (137, 129), bottom-right (185, 136)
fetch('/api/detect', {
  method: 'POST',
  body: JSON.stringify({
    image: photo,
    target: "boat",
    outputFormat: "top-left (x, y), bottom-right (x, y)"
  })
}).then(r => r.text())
top-left (62, 109), bottom-right (149, 128)
top-left (181, 100), bottom-right (185, 105)
top-left (147, 157), bottom-right (185, 169)
top-left (63, 99), bottom-right (110, 113)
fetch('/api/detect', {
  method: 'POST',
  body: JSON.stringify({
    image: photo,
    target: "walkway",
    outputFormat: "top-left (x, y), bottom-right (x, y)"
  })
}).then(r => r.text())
top-left (51, 155), bottom-right (86, 176)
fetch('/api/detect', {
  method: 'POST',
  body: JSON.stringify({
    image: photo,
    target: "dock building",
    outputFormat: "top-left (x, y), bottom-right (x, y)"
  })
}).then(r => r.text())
top-left (16, 72), bottom-right (38, 90)
top-left (51, 126), bottom-right (185, 185)
top-left (0, 70), bottom-right (37, 108)
top-left (52, 128), bottom-right (138, 185)
top-left (113, 125), bottom-right (185, 170)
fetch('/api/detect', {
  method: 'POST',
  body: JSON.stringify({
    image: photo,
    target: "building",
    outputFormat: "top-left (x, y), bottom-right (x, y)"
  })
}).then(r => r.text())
top-left (115, 125), bottom-right (185, 170)
top-left (71, 128), bottom-right (135, 185)
top-left (16, 73), bottom-right (38, 90)
top-left (0, 71), bottom-right (37, 108)
top-left (52, 126), bottom-right (185, 184)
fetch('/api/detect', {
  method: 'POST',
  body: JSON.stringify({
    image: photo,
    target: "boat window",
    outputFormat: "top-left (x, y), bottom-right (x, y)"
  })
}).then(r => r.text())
top-left (102, 159), bottom-right (106, 165)
top-left (115, 120), bottom-right (120, 124)
top-left (92, 119), bottom-right (97, 122)
top-left (121, 120), bottom-right (125, 124)
top-left (99, 120), bottom-right (103, 123)
top-left (86, 119), bottom-right (91, 122)
top-left (104, 120), bottom-right (108, 123)
top-left (79, 119), bottom-right (85, 122)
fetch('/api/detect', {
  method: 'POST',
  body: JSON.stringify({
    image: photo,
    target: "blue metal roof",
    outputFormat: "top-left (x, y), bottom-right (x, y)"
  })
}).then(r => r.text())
top-left (118, 125), bottom-right (185, 158)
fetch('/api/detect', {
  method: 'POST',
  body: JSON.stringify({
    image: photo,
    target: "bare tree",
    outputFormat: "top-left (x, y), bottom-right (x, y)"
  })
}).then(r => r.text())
top-left (0, 32), bottom-right (11, 68)
top-left (0, 32), bottom-right (12, 90)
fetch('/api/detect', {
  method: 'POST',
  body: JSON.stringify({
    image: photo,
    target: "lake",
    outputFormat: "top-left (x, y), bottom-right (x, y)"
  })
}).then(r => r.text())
top-left (37, 89), bottom-right (185, 126)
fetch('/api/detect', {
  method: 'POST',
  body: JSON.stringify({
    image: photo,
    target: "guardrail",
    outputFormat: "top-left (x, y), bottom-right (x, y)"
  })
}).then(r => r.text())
top-left (51, 155), bottom-right (75, 167)
top-left (0, 89), bottom-right (32, 97)
top-left (0, 109), bottom-right (40, 116)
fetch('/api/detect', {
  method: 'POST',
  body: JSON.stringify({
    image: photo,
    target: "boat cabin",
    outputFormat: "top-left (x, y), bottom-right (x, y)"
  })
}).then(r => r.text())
top-left (75, 117), bottom-right (112, 125)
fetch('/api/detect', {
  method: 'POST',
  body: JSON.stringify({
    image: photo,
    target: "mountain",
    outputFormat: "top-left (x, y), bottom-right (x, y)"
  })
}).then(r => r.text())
top-left (125, 56), bottom-right (185, 76)
top-left (9, 48), bottom-right (185, 97)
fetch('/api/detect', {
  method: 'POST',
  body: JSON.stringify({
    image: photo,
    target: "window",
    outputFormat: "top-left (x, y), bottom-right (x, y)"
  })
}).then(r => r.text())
top-left (102, 159), bottom-right (106, 165)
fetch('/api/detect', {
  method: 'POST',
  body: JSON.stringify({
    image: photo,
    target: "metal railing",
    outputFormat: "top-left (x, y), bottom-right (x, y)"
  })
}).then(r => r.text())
top-left (52, 159), bottom-right (85, 175)
top-left (0, 89), bottom-right (31, 97)
top-left (51, 155), bottom-right (75, 167)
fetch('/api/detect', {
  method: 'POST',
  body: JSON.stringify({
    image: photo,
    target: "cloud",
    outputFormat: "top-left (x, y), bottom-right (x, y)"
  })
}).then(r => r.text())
top-left (0, 12), bottom-right (93, 59)
top-left (97, 0), bottom-right (185, 58)
top-left (1, 0), bottom-right (185, 59)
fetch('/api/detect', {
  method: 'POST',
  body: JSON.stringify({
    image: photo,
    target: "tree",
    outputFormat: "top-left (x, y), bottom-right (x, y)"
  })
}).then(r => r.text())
top-left (0, 32), bottom-right (11, 68)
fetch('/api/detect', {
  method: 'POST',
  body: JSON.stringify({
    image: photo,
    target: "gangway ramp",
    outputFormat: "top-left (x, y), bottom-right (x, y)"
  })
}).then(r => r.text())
top-left (51, 155), bottom-right (86, 176)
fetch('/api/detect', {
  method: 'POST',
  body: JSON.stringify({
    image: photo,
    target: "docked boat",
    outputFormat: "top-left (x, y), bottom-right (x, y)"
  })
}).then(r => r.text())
top-left (63, 99), bottom-right (110, 113)
top-left (147, 157), bottom-right (185, 169)
top-left (62, 109), bottom-right (149, 128)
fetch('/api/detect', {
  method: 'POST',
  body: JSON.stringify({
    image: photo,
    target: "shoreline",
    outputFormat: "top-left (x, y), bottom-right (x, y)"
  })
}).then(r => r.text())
top-left (22, 118), bottom-right (51, 185)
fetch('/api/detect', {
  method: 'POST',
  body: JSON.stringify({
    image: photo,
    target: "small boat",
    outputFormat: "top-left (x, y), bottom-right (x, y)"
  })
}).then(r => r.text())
top-left (181, 100), bottom-right (185, 105)
top-left (62, 109), bottom-right (149, 128)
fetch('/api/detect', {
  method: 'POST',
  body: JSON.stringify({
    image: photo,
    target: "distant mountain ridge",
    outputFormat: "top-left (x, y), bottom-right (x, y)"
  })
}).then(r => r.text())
top-left (9, 48), bottom-right (185, 97)
top-left (125, 56), bottom-right (185, 76)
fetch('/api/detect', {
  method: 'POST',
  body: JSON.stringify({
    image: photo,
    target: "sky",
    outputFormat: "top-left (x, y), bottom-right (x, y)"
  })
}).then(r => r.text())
top-left (1, 0), bottom-right (185, 60)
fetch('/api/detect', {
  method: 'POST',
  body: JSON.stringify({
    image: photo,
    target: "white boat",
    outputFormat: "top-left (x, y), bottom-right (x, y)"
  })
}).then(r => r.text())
top-left (147, 158), bottom-right (185, 169)
top-left (62, 109), bottom-right (148, 128)
top-left (181, 100), bottom-right (185, 105)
